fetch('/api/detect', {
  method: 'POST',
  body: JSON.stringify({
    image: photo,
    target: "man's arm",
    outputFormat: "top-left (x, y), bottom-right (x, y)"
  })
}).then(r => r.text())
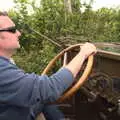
top-left (65, 43), bottom-right (97, 77)
top-left (0, 43), bottom-right (96, 106)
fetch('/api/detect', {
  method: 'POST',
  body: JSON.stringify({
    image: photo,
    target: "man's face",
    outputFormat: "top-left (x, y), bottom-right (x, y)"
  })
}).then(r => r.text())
top-left (0, 16), bottom-right (21, 51)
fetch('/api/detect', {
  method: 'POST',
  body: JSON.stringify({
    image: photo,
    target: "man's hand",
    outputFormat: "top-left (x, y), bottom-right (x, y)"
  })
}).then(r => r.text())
top-left (80, 42), bottom-right (97, 59)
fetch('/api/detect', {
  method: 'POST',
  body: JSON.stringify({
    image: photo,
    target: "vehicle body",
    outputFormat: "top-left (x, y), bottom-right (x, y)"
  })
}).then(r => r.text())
top-left (37, 43), bottom-right (120, 120)
top-left (57, 43), bottom-right (120, 120)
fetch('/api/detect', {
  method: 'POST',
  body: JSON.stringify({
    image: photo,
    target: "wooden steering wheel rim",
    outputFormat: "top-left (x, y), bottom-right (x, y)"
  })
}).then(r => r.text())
top-left (42, 44), bottom-right (94, 103)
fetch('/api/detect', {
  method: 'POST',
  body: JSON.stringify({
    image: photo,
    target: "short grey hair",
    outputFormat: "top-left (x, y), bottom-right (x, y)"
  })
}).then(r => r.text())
top-left (0, 11), bottom-right (8, 16)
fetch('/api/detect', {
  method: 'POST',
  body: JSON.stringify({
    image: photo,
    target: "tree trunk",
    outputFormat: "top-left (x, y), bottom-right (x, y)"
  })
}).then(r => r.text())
top-left (64, 0), bottom-right (72, 14)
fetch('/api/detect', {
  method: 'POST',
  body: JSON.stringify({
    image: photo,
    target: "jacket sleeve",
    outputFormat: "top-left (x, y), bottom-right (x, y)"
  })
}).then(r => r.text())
top-left (0, 62), bottom-right (73, 107)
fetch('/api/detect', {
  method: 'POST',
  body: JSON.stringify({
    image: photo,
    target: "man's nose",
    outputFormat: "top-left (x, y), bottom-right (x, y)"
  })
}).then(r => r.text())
top-left (16, 30), bottom-right (21, 37)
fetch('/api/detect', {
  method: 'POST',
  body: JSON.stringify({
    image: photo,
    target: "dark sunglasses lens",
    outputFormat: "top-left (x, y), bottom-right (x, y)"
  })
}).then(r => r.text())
top-left (9, 27), bottom-right (16, 33)
top-left (0, 27), bottom-right (17, 33)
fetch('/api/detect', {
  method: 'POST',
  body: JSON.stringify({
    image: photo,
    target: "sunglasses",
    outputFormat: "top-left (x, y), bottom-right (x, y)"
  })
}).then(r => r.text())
top-left (0, 26), bottom-right (17, 33)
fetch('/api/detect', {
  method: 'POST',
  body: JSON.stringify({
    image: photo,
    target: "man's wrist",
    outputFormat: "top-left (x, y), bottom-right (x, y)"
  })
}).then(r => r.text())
top-left (78, 51), bottom-right (87, 60)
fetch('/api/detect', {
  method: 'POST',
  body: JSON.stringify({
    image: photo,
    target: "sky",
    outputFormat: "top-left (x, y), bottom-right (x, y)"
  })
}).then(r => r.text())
top-left (0, 0), bottom-right (120, 11)
top-left (0, 0), bottom-right (15, 11)
top-left (92, 0), bottom-right (120, 10)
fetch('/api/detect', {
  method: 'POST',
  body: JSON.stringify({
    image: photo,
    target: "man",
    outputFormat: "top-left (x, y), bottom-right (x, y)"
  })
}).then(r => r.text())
top-left (0, 12), bottom-right (97, 120)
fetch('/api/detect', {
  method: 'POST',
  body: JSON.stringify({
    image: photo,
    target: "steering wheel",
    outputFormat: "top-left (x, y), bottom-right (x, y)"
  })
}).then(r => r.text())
top-left (42, 44), bottom-right (94, 103)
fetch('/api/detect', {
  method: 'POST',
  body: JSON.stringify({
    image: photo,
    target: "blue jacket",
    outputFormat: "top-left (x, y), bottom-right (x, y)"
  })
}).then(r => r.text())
top-left (0, 57), bottom-right (73, 120)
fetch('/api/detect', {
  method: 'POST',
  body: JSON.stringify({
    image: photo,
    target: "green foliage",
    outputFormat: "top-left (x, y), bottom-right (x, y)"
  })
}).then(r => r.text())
top-left (7, 0), bottom-right (120, 73)
top-left (14, 41), bottom-right (57, 74)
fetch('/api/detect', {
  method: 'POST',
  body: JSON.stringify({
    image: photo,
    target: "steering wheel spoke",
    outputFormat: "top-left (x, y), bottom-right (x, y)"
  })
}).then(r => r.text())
top-left (63, 52), bottom-right (68, 67)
